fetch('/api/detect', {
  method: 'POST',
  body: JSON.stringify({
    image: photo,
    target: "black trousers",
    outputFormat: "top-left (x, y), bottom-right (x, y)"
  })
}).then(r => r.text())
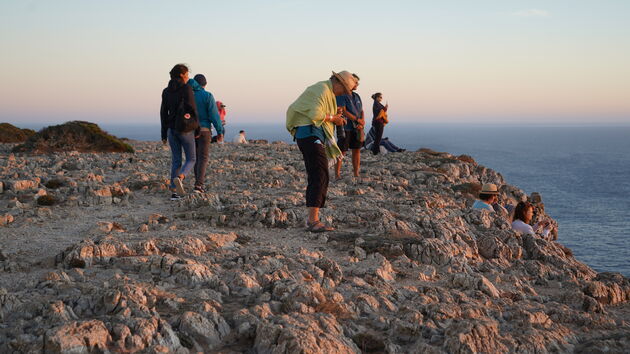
top-left (371, 121), bottom-right (385, 155)
top-left (194, 130), bottom-right (212, 187)
top-left (297, 136), bottom-right (329, 208)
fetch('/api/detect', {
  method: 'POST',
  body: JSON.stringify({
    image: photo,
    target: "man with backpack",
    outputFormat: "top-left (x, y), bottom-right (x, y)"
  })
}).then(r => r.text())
top-left (189, 74), bottom-right (223, 193)
top-left (160, 64), bottom-right (199, 200)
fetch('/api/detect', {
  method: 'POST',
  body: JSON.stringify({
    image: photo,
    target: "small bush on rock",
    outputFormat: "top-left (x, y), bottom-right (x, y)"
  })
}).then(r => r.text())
top-left (44, 179), bottom-right (65, 189)
top-left (37, 195), bottom-right (58, 206)
top-left (0, 123), bottom-right (36, 143)
top-left (12, 121), bottom-right (134, 153)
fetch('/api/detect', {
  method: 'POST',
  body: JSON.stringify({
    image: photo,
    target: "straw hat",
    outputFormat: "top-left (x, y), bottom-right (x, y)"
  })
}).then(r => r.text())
top-left (480, 183), bottom-right (499, 195)
top-left (332, 70), bottom-right (357, 94)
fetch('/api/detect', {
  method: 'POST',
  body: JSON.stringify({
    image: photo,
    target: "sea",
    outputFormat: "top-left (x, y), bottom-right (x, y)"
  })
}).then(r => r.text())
top-left (22, 122), bottom-right (630, 276)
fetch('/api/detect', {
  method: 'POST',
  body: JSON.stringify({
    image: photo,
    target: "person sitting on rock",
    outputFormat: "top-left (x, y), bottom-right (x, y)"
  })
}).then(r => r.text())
top-left (363, 133), bottom-right (405, 153)
top-left (473, 183), bottom-right (499, 211)
top-left (512, 201), bottom-right (554, 239)
top-left (472, 183), bottom-right (509, 216)
top-left (233, 130), bottom-right (248, 144)
top-left (380, 137), bottom-right (405, 153)
top-left (286, 70), bottom-right (355, 232)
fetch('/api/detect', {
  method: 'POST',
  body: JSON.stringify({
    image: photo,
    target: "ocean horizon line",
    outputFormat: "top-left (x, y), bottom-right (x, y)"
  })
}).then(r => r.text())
top-left (12, 121), bottom-right (630, 130)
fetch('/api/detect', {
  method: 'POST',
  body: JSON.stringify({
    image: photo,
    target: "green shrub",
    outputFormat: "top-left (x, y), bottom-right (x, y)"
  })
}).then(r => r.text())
top-left (12, 121), bottom-right (134, 153)
top-left (0, 123), bottom-right (36, 143)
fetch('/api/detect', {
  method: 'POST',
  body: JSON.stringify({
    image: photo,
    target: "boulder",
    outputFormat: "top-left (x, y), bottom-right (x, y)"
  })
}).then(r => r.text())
top-left (44, 320), bottom-right (111, 353)
top-left (254, 313), bottom-right (360, 353)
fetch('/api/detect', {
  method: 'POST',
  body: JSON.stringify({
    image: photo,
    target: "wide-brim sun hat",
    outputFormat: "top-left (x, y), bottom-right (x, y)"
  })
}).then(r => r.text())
top-left (480, 183), bottom-right (499, 195)
top-left (332, 70), bottom-right (357, 94)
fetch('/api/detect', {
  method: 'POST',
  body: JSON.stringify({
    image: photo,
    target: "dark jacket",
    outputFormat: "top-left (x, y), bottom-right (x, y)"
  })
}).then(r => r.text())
top-left (188, 79), bottom-right (223, 135)
top-left (372, 101), bottom-right (387, 123)
top-left (160, 79), bottom-right (199, 140)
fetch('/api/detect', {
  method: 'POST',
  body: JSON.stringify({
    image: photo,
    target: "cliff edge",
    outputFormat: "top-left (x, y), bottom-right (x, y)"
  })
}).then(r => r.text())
top-left (0, 140), bottom-right (628, 353)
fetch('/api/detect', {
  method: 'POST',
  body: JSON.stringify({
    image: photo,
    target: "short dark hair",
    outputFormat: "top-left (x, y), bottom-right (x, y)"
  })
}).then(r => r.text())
top-left (352, 73), bottom-right (360, 81)
top-left (239, 130), bottom-right (245, 134)
top-left (169, 64), bottom-right (189, 80)
top-left (371, 92), bottom-right (382, 100)
top-left (513, 201), bottom-right (533, 222)
top-left (479, 193), bottom-right (495, 201)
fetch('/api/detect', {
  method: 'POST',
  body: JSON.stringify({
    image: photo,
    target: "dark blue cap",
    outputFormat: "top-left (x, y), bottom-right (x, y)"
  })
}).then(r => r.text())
top-left (193, 74), bottom-right (207, 86)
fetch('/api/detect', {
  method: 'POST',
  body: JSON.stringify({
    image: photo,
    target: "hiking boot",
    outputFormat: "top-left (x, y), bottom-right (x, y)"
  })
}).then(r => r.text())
top-left (173, 177), bottom-right (185, 195)
top-left (170, 193), bottom-right (182, 201)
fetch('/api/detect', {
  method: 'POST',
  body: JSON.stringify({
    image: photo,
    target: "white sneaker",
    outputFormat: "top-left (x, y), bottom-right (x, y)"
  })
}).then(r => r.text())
top-left (174, 177), bottom-right (185, 195)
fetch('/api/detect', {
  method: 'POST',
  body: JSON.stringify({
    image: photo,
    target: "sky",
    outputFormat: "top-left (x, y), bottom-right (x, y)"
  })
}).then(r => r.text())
top-left (1, 0), bottom-right (629, 126)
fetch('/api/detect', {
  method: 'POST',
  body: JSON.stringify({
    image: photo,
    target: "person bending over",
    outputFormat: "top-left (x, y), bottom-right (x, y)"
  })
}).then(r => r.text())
top-left (286, 70), bottom-right (356, 232)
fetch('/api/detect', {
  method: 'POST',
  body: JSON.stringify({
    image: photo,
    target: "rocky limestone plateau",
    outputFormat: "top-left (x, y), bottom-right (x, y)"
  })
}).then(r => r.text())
top-left (0, 140), bottom-right (629, 353)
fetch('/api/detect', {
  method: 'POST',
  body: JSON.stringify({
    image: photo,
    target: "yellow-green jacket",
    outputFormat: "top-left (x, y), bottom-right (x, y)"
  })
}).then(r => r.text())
top-left (286, 80), bottom-right (342, 160)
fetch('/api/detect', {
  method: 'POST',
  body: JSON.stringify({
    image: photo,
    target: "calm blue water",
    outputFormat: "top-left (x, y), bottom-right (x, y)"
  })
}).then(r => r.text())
top-left (21, 122), bottom-right (630, 276)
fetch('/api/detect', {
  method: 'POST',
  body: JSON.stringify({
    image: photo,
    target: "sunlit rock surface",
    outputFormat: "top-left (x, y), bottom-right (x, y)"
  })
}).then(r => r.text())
top-left (0, 140), bottom-right (628, 353)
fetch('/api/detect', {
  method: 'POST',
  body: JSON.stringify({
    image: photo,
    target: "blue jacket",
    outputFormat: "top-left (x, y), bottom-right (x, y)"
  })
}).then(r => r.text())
top-left (188, 79), bottom-right (224, 134)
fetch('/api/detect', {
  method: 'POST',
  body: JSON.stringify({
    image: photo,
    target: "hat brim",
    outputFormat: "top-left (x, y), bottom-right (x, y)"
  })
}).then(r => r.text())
top-left (332, 71), bottom-right (353, 94)
top-left (480, 190), bottom-right (499, 195)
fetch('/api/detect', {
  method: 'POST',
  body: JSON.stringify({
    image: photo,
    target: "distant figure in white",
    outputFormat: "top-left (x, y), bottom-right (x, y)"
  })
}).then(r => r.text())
top-left (233, 130), bottom-right (248, 144)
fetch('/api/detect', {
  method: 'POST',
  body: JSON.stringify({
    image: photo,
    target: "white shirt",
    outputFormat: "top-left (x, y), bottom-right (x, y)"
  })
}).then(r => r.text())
top-left (233, 134), bottom-right (248, 144)
top-left (512, 219), bottom-right (550, 238)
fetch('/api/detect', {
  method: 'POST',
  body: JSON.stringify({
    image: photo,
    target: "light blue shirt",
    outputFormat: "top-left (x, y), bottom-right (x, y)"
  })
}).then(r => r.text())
top-left (472, 200), bottom-right (494, 211)
top-left (295, 125), bottom-right (326, 142)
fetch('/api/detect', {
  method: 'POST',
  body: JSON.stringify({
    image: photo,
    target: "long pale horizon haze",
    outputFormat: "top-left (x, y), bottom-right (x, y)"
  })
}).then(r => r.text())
top-left (1, 0), bottom-right (629, 126)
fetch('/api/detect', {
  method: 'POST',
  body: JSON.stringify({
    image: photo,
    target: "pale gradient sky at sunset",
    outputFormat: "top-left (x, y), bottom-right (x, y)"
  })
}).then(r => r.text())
top-left (1, 0), bottom-right (629, 125)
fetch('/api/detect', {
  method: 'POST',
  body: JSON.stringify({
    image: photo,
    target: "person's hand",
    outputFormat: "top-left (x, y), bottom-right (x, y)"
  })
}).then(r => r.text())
top-left (331, 113), bottom-right (346, 126)
top-left (357, 118), bottom-right (365, 128)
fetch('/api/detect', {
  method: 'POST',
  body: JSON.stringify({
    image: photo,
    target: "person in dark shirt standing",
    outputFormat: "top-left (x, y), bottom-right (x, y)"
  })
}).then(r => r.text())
top-left (160, 63), bottom-right (199, 200)
top-left (370, 92), bottom-right (388, 155)
top-left (334, 73), bottom-right (365, 178)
